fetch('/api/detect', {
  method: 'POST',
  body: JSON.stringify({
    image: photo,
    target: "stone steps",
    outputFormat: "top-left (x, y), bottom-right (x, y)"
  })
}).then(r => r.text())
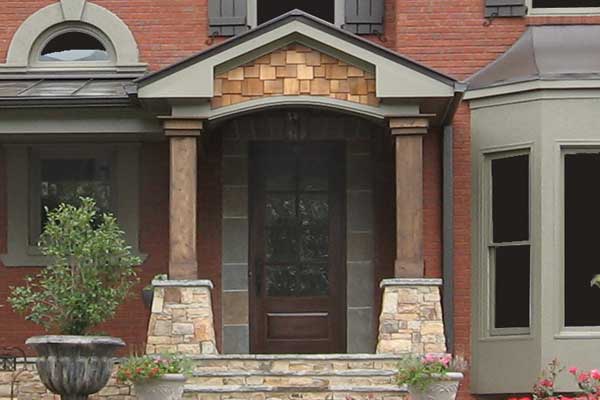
top-left (183, 354), bottom-right (407, 400)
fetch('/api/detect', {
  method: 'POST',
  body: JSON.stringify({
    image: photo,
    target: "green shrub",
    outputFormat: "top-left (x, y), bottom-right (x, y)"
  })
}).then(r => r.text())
top-left (8, 197), bottom-right (140, 335)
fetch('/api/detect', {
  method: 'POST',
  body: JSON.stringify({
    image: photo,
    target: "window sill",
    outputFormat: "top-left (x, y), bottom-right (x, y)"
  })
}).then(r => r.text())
top-left (555, 328), bottom-right (600, 340)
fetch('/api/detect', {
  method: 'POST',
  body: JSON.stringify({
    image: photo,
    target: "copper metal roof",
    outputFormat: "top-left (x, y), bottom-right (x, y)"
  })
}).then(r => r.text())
top-left (468, 25), bottom-right (600, 90)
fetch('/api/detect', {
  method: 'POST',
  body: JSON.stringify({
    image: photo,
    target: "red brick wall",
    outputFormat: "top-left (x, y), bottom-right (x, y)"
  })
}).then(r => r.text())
top-left (0, 143), bottom-right (171, 355)
top-left (1, 0), bottom-right (598, 389)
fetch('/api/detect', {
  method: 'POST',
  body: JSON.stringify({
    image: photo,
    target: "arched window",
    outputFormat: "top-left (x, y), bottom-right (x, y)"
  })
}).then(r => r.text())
top-left (31, 24), bottom-right (115, 67)
top-left (1, 0), bottom-right (145, 74)
top-left (39, 31), bottom-right (110, 62)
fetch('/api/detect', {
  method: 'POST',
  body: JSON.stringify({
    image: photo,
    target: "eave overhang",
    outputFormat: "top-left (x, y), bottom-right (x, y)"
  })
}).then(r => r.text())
top-left (466, 25), bottom-right (600, 100)
top-left (134, 10), bottom-right (459, 125)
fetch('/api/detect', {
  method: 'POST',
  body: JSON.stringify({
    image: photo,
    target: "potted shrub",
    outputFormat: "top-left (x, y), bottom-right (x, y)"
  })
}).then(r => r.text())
top-left (8, 198), bottom-right (140, 400)
top-left (397, 354), bottom-right (466, 400)
top-left (116, 354), bottom-right (192, 400)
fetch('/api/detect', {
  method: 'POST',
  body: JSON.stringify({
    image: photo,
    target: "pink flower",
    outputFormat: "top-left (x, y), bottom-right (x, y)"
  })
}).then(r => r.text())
top-left (441, 354), bottom-right (452, 366)
top-left (539, 379), bottom-right (553, 388)
top-left (590, 369), bottom-right (600, 380)
top-left (518, 397), bottom-right (531, 400)
top-left (579, 372), bottom-right (590, 383)
top-left (570, 367), bottom-right (579, 375)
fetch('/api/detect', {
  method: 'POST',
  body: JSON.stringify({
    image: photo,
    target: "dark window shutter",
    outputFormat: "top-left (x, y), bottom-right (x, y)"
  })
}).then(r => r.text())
top-left (209, 0), bottom-right (248, 37)
top-left (485, 0), bottom-right (527, 17)
top-left (344, 0), bottom-right (384, 35)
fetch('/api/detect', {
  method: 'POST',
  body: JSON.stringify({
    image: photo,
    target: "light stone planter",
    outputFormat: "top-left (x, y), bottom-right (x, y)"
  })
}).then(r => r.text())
top-left (26, 335), bottom-right (125, 400)
top-left (408, 372), bottom-right (463, 400)
top-left (133, 374), bottom-right (187, 400)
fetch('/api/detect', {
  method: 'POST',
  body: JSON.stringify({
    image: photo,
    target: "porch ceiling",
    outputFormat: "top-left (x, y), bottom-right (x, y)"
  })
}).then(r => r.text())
top-left (134, 10), bottom-right (462, 126)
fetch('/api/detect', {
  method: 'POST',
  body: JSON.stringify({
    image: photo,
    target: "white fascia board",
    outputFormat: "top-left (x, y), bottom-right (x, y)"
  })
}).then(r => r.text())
top-left (465, 79), bottom-right (600, 101)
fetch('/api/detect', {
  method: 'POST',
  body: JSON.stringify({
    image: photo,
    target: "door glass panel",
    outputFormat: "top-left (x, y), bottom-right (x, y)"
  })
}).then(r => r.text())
top-left (301, 225), bottom-right (328, 261)
top-left (266, 264), bottom-right (329, 297)
top-left (265, 193), bottom-right (295, 226)
top-left (299, 194), bottom-right (329, 224)
top-left (266, 226), bottom-right (298, 262)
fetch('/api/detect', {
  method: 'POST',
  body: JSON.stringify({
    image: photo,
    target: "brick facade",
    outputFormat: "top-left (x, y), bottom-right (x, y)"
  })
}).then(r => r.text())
top-left (2, 1), bottom-right (596, 399)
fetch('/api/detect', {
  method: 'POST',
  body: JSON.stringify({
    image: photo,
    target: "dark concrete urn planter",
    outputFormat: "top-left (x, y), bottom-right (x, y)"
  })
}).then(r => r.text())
top-left (26, 335), bottom-right (125, 400)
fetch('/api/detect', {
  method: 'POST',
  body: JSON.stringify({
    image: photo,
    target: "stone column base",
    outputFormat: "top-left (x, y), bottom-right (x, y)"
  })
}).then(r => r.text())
top-left (146, 280), bottom-right (218, 355)
top-left (376, 278), bottom-right (446, 355)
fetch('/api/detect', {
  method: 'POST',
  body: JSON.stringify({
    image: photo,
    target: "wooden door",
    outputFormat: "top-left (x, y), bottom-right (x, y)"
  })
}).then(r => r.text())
top-left (249, 142), bottom-right (346, 354)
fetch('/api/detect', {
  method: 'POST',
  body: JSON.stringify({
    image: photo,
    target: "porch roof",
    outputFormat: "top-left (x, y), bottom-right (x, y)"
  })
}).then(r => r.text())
top-left (0, 75), bottom-right (136, 107)
top-left (134, 10), bottom-right (462, 125)
top-left (468, 25), bottom-right (600, 91)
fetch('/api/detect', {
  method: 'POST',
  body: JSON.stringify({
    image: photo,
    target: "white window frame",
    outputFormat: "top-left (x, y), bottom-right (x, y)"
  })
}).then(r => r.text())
top-left (527, 0), bottom-right (600, 15)
top-left (1, 143), bottom-right (143, 267)
top-left (483, 148), bottom-right (532, 337)
top-left (246, 0), bottom-right (346, 28)
top-left (556, 145), bottom-right (600, 338)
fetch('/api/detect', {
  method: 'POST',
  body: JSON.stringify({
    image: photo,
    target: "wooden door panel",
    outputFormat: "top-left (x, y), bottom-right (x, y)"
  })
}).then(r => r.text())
top-left (250, 142), bottom-right (346, 354)
top-left (266, 313), bottom-right (330, 340)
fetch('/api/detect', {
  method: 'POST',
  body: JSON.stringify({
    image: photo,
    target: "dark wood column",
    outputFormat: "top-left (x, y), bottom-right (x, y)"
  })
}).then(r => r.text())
top-left (390, 117), bottom-right (429, 278)
top-left (162, 117), bottom-right (204, 280)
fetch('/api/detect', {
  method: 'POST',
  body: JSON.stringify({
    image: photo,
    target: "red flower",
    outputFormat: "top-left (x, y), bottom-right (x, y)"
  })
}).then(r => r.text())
top-left (579, 373), bottom-right (591, 383)
top-left (540, 379), bottom-right (553, 388)
top-left (590, 369), bottom-right (600, 380)
top-left (570, 367), bottom-right (579, 375)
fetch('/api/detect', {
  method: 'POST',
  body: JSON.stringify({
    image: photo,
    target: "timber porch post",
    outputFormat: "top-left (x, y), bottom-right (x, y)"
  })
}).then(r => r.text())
top-left (390, 117), bottom-right (429, 278)
top-left (376, 116), bottom-right (446, 355)
top-left (162, 117), bottom-right (204, 280)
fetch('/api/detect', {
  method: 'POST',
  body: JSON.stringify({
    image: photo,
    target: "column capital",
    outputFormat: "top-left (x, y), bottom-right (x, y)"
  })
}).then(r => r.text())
top-left (389, 117), bottom-right (429, 136)
top-left (160, 116), bottom-right (204, 137)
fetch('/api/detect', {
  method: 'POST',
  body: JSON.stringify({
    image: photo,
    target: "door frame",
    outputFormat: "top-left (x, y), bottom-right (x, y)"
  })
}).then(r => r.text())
top-left (248, 141), bottom-right (347, 354)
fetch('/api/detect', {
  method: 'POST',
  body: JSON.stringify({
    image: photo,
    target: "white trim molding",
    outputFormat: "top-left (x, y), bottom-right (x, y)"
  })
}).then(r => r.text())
top-left (527, 0), bottom-right (600, 15)
top-left (1, 0), bottom-right (146, 74)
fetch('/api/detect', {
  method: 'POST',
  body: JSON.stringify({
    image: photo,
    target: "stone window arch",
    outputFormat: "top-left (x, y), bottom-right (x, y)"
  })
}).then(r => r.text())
top-left (2, 0), bottom-right (146, 73)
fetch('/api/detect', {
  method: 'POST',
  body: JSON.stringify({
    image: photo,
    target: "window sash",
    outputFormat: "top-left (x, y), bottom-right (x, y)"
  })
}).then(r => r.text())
top-left (484, 149), bottom-right (532, 336)
top-left (28, 145), bottom-right (118, 251)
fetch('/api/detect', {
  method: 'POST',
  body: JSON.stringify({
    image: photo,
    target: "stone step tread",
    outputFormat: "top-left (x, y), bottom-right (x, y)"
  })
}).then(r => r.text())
top-left (188, 354), bottom-right (402, 361)
top-left (192, 369), bottom-right (398, 377)
top-left (184, 384), bottom-right (408, 393)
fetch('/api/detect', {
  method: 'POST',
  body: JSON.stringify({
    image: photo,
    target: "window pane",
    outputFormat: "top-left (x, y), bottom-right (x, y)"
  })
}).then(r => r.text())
top-left (266, 264), bottom-right (329, 297)
top-left (494, 245), bottom-right (530, 329)
top-left (533, 0), bottom-right (600, 7)
top-left (257, 0), bottom-right (334, 24)
top-left (564, 153), bottom-right (600, 326)
top-left (491, 154), bottom-right (529, 243)
top-left (41, 158), bottom-right (111, 227)
top-left (40, 32), bottom-right (109, 62)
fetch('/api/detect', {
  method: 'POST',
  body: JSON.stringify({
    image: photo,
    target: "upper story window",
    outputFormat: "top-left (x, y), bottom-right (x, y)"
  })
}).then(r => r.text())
top-left (0, 0), bottom-right (145, 74)
top-left (257, 0), bottom-right (334, 24)
top-left (39, 31), bottom-right (111, 62)
top-left (31, 24), bottom-right (115, 69)
top-left (533, 0), bottom-right (600, 7)
top-left (209, 0), bottom-right (383, 36)
top-left (529, 0), bottom-right (600, 14)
